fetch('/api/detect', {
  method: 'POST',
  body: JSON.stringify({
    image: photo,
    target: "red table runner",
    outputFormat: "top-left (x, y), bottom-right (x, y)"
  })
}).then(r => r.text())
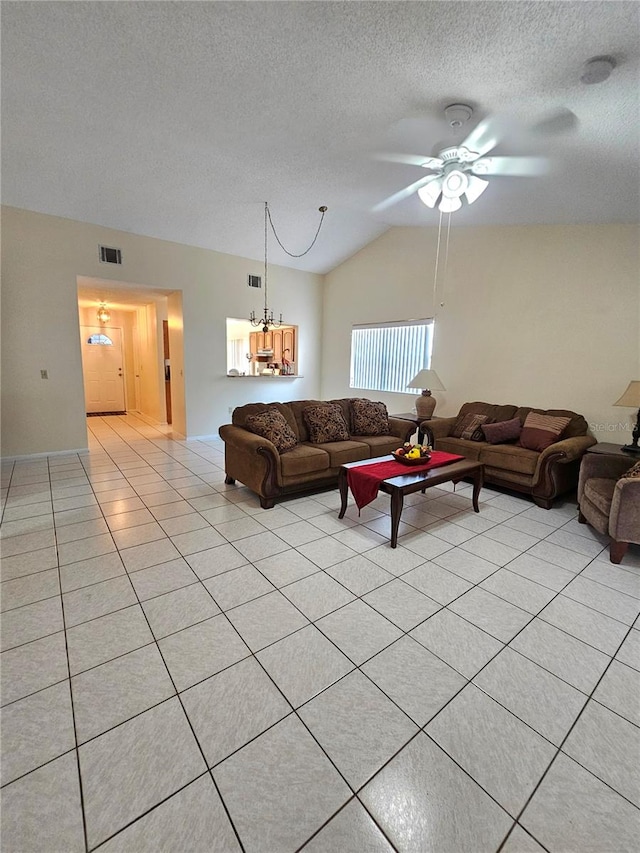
top-left (346, 452), bottom-right (465, 511)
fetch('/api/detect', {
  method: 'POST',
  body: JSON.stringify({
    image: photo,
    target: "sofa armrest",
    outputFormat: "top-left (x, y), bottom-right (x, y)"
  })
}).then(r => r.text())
top-left (611, 478), bottom-right (640, 545)
top-left (218, 424), bottom-right (282, 496)
top-left (388, 417), bottom-right (418, 442)
top-left (421, 417), bottom-right (457, 441)
top-left (219, 423), bottom-right (279, 456)
top-left (534, 435), bottom-right (596, 481)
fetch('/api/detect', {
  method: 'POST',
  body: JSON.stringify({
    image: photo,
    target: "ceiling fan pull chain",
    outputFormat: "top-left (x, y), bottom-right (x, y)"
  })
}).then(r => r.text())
top-left (266, 204), bottom-right (328, 258)
top-left (441, 213), bottom-right (452, 308)
top-left (432, 209), bottom-right (443, 317)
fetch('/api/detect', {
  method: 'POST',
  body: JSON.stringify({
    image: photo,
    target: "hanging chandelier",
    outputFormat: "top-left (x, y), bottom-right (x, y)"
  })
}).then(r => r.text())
top-left (97, 302), bottom-right (110, 323)
top-left (249, 201), bottom-right (327, 332)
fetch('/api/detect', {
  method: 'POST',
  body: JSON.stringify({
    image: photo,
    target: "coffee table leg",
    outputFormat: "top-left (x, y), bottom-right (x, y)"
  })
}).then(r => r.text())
top-left (472, 467), bottom-right (483, 513)
top-left (338, 469), bottom-right (348, 519)
top-left (390, 489), bottom-right (403, 548)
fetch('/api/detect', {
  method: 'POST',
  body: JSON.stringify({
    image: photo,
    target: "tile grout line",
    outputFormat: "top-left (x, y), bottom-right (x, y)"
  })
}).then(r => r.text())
top-left (49, 455), bottom-right (91, 853)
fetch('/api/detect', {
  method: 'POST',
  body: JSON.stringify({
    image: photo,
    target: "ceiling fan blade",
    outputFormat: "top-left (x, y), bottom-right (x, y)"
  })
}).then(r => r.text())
top-left (373, 175), bottom-right (440, 213)
top-left (471, 156), bottom-right (549, 177)
top-left (373, 152), bottom-right (444, 169)
top-left (460, 114), bottom-right (514, 158)
top-left (530, 108), bottom-right (579, 136)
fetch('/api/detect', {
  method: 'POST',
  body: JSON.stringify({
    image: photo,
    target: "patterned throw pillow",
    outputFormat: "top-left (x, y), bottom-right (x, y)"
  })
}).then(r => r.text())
top-left (303, 404), bottom-right (350, 443)
top-left (351, 400), bottom-right (390, 436)
top-left (451, 412), bottom-right (490, 442)
top-left (481, 417), bottom-right (522, 444)
top-left (518, 413), bottom-right (571, 452)
top-left (621, 460), bottom-right (640, 479)
top-left (245, 409), bottom-right (298, 453)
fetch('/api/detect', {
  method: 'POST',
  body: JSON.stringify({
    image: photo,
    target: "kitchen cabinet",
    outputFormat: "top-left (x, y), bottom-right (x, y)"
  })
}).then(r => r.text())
top-left (249, 327), bottom-right (296, 372)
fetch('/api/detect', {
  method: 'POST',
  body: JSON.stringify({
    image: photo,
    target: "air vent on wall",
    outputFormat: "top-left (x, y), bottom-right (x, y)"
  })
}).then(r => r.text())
top-left (99, 245), bottom-right (123, 265)
top-left (247, 274), bottom-right (262, 289)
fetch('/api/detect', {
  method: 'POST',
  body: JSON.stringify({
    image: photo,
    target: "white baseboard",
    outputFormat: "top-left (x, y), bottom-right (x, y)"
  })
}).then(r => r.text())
top-left (1, 447), bottom-right (89, 463)
top-left (186, 434), bottom-right (223, 442)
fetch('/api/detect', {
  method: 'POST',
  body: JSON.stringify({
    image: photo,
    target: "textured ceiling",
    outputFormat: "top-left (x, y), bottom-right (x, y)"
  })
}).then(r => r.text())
top-left (2, 1), bottom-right (639, 274)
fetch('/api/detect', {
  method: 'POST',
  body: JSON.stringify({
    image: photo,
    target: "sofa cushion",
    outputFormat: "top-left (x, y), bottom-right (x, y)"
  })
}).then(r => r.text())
top-left (584, 478), bottom-right (616, 515)
top-left (480, 444), bottom-right (539, 476)
top-left (451, 412), bottom-right (491, 441)
top-left (288, 400), bottom-right (326, 442)
top-left (435, 437), bottom-right (485, 461)
top-left (351, 400), bottom-right (390, 436)
top-left (518, 413), bottom-right (571, 452)
top-left (351, 435), bottom-right (405, 456)
top-left (245, 409), bottom-right (298, 453)
top-left (482, 417), bottom-right (522, 444)
top-left (280, 444), bottom-right (331, 478)
top-left (233, 402), bottom-right (299, 438)
top-left (303, 404), bottom-right (350, 443)
top-left (306, 440), bottom-right (369, 467)
top-left (514, 407), bottom-right (588, 439)
top-left (458, 401), bottom-right (518, 423)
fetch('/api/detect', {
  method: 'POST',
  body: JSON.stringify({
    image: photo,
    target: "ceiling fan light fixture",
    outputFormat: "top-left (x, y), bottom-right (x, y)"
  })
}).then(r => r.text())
top-left (442, 169), bottom-right (469, 199)
top-left (417, 178), bottom-right (442, 208)
top-left (439, 196), bottom-right (462, 213)
top-left (464, 175), bottom-right (490, 205)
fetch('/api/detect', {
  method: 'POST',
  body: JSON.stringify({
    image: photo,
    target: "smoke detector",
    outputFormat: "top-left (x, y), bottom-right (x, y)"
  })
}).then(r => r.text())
top-left (444, 104), bottom-right (473, 129)
top-left (581, 56), bottom-right (616, 85)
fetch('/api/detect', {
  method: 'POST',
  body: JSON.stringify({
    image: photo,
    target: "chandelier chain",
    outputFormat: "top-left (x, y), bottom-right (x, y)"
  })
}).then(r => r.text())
top-left (266, 203), bottom-right (328, 258)
top-left (250, 201), bottom-right (328, 333)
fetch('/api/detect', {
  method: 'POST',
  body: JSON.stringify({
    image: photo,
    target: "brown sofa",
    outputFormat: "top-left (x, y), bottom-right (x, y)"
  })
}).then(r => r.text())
top-left (423, 401), bottom-right (596, 508)
top-left (219, 399), bottom-right (415, 508)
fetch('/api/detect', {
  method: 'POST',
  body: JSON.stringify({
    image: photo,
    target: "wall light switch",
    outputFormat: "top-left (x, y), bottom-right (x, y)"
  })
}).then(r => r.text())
top-left (40, 370), bottom-right (49, 379)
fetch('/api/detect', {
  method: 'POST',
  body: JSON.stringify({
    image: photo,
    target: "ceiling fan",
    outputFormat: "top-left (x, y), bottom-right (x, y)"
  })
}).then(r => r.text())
top-left (373, 104), bottom-right (575, 214)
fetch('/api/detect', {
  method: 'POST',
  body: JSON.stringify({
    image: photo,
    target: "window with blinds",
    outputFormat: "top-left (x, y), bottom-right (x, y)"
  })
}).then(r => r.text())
top-left (349, 319), bottom-right (434, 394)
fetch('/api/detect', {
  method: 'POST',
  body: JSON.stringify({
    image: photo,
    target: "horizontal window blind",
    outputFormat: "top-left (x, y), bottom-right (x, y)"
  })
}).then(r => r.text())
top-left (350, 320), bottom-right (433, 394)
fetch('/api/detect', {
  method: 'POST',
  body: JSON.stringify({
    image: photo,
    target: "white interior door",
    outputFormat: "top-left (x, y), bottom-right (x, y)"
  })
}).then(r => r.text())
top-left (81, 326), bottom-right (126, 413)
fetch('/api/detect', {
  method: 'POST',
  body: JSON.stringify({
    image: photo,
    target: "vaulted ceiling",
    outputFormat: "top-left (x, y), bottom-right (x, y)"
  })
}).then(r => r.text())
top-left (2, 1), bottom-right (639, 273)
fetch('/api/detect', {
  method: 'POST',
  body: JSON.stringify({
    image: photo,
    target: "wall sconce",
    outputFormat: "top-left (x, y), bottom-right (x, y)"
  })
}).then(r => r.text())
top-left (97, 303), bottom-right (111, 323)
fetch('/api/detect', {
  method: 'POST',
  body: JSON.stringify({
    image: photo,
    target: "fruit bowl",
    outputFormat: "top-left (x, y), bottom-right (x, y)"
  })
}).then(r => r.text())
top-left (392, 444), bottom-right (432, 465)
top-left (392, 451), bottom-right (431, 465)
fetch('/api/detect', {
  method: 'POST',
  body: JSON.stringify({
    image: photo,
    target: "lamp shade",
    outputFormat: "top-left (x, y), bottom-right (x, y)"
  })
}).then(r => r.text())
top-left (613, 381), bottom-right (640, 407)
top-left (407, 369), bottom-right (446, 392)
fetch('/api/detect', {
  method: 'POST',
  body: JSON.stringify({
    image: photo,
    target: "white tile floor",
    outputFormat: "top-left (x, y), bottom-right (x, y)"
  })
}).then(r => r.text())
top-left (1, 413), bottom-right (639, 852)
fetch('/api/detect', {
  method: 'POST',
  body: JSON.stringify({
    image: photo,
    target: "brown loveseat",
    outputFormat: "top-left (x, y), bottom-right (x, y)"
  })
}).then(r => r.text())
top-left (423, 401), bottom-right (596, 508)
top-left (219, 399), bottom-right (414, 508)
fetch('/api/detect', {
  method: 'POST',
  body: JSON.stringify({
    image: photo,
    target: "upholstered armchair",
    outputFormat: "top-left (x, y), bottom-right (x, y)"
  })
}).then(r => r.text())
top-left (577, 453), bottom-right (640, 564)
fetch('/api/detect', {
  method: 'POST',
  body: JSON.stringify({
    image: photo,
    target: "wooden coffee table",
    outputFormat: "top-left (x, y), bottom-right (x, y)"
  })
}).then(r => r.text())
top-left (338, 456), bottom-right (484, 548)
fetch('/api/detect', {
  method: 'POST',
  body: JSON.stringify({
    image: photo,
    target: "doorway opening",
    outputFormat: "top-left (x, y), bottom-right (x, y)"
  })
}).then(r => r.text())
top-left (76, 277), bottom-right (186, 435)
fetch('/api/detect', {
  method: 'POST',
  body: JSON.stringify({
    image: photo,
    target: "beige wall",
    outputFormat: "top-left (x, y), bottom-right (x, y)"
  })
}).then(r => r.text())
top-left (1, 206), bottom-right (323, 456)
top-left (321, 224), bottom-right (640, 444)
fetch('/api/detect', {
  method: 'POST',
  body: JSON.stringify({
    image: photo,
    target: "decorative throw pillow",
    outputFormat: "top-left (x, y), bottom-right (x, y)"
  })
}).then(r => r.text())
top-left (351, 400), bottom-right (390, 436)
top-left (620, 460), bottom-right (640, 479)
top-left (451, 412), bottom-right (491, 442)
top-left (481, 417), bottom-right (522, 444)
top-left (303, 404), bottom-right (350, 444)
top-left (245, 409), bottom-right (298, 453)
top-left (518, 413), bottom-right (571, 452)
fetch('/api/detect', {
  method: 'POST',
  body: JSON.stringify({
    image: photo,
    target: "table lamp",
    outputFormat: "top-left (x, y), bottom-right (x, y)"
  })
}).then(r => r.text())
top-left (407, 369), bottom-right (445, 420)
top-left (613, 380), bottom-right (640, 454)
